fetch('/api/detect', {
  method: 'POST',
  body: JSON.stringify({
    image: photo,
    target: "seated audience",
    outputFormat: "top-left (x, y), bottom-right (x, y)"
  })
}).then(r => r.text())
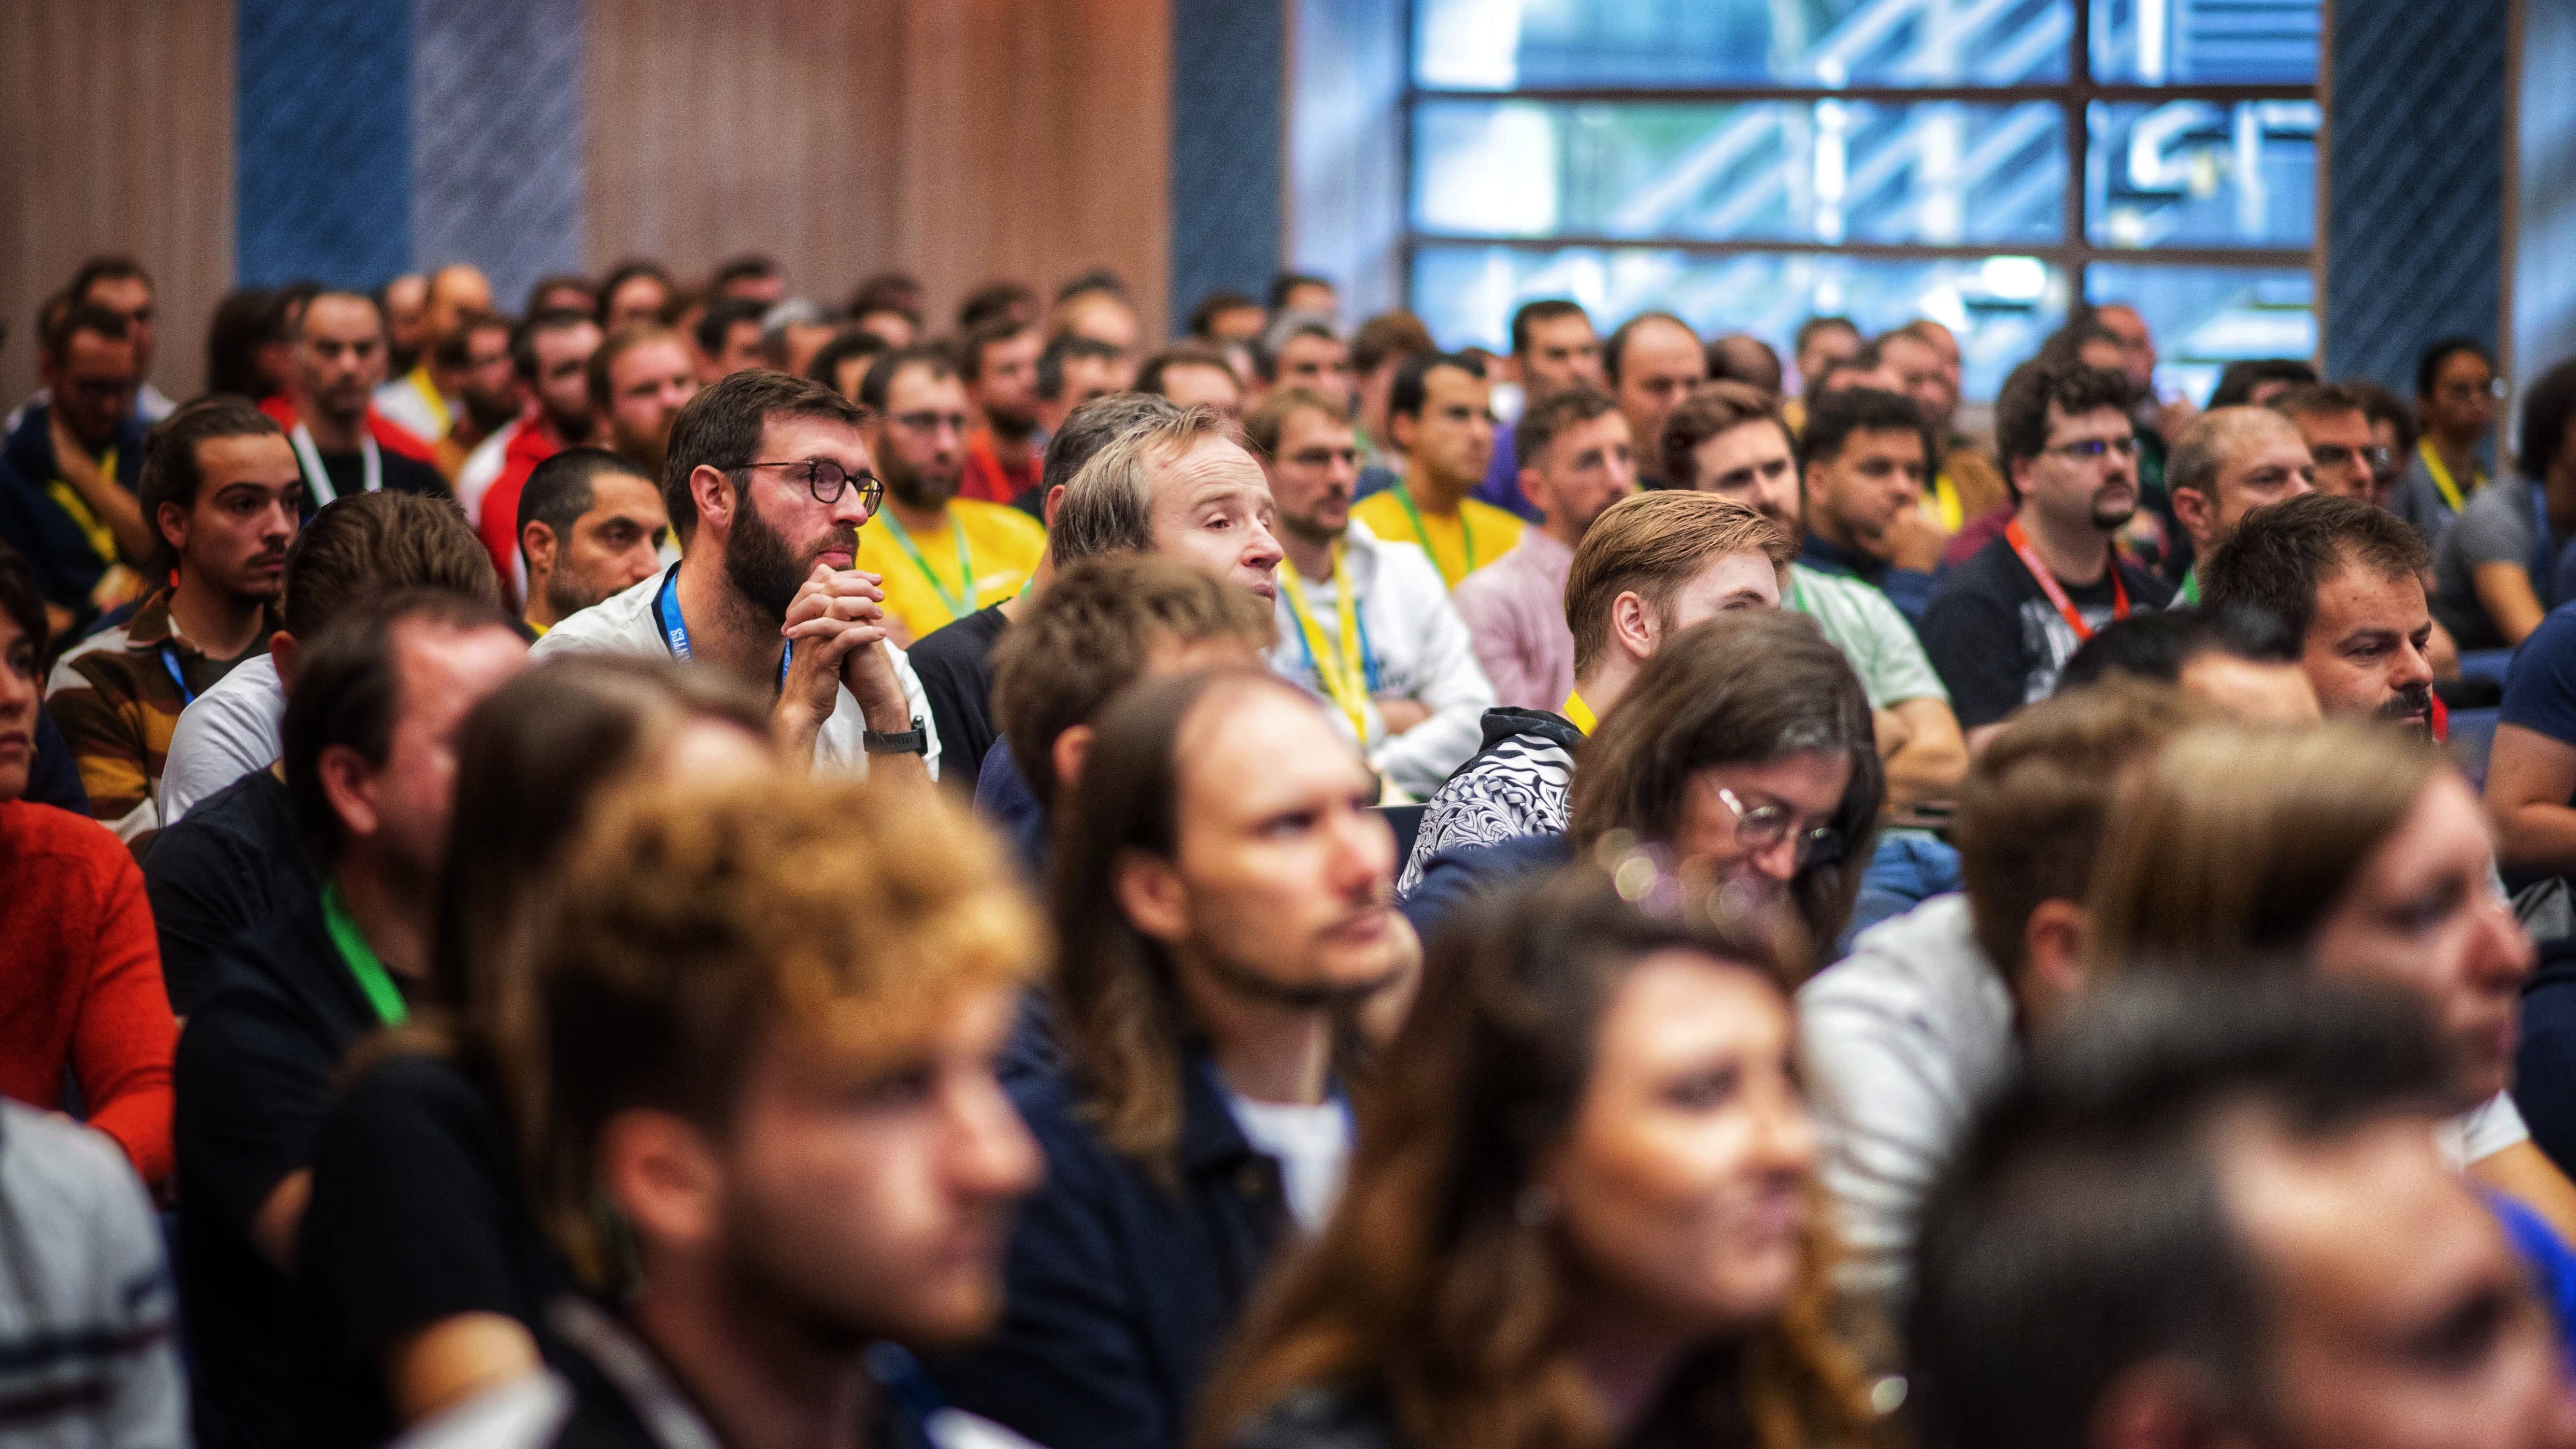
top-left (1399, 493), bottom-right (1787, 893)
top-left (1603, 311), bottom-right (1707, 489)
top-left (427, 310), bottom-right (520, 481)
top-left (532, 369), bottom-right (939, 779)
top-left (803, 326), bottom-right (886, 403)
top-left (2053, 606), bottom-right (2321, 722)
top-left (5, 254), bottom-right (178, 427)
top-left (1350, 309), bottom-right (1437, 487)
top-left (46, 398), bottom-right (301, 848)
top-left (853, 346), bottom-right (1048, 645)
top-left (513, 448), bottom-right (668, 635)
top-left (1206, 868), bottom-right (1890, 1449)
top-left (294, 657), bottom-right (769, 1447)
top-left (959, 318), bottom-right (1047, 505)
top-left (1269, 270), bottom-right (1339, 321)
top-left (2432, 359), bottom-right (2576, 649)
top-left (2207, 355), bottom-right (2320, 410)
top-left (2273, 380), bottom-right (2386, 502)
top-left (1, 304), bottom-right (150, 631)
top-left (594, 259), bottom-right (672, 332)
top-left (2200, 492), bottom-right (2437, 734)
top-left (926, 668), bottom-right (1414, 1449)
top-left (1795, 387), bottom-right (1941, 623)
top-left (1925, 360), bottom-right (2174, 748)
top-left (1139, 341), bottom-right (1246, 420)
top-left (690, 296), bottom-right (767, 382)
top-left (2165, 406), bottom-right (2317, 606)
top-left (174, 590), bottom-right (528, 1449)
top-left (2393, 336), bottom-right (2503, 541)
top-left (1350, 353), bottom-right (1521, 589)
top-left (1474, 299), bottom-right (1606, 519)
top-left (982, 554), bottom-right (1274, 871)
top-left (2347, 374), bottom-right (2420, 508)
top-left (1451, 386), bottom-right (1637, 712)
top-left (272, 290), bottom-right (451, 503)
top-left (409, 768), bottom-right (1045, 1449)
top-left (1706, 329), bottom-right (1783, 392)
top-left (464, 307), bottom-right (604, 594)
top-left (1252, 312), bottom-right (1352, 406)
top-left (1910, 977), bottom-right (2576, 1449)
top-left (586, 322), bottom-right (698, 486)
top-left (2090, 720), bottom-right (2576, 1246)
top-left (1252, 386), bottom-right (1494, 798)
top-left (1669, 381), bottom-right (1968, 810)
top-left (0, 543), bottom-right (177, 1191)
top-left (374, 264), bottom-right (492, 444)
top-left (911, 392), bottom-right (1183, 795)
top-left (1406, 609), bottom-right (1881, 952)
top-left (1034, 332), bottom-right (1128, 436)
top-left (2489, 583), bottom-right (2576, 878)
top-left (1880, 323), bottom-right (2008, 539)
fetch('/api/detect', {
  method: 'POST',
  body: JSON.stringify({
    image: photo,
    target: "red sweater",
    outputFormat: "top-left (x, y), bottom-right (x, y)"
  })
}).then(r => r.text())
top-left (0, 801), bottom-right (178, 1186)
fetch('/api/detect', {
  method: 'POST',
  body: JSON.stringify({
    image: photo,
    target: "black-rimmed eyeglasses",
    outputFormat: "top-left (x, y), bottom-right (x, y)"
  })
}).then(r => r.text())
top-left (732, 458), bottom-right (882, 514)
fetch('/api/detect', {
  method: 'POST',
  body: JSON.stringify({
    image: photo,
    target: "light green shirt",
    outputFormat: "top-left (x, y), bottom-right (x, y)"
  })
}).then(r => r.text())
top-left (1787, 564), bottom-right (1950, 710)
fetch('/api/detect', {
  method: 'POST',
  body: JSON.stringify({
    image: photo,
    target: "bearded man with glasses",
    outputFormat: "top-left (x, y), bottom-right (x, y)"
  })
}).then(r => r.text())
top-left (1924, 360), bottom-right (2176, 753)
top-left (532, 368), bottom-right (939, 778)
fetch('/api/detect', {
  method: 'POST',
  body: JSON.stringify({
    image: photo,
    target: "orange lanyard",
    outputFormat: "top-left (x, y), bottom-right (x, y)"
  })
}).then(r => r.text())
top-left (2004, 520), bottom-right (2125, 641)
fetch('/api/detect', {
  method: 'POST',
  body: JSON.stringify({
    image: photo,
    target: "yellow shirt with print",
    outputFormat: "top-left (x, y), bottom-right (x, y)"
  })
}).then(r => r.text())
top-left (1349, 489), bottom-right (1525, 590)
top-left (856, 497), bottom-right (1050, 643)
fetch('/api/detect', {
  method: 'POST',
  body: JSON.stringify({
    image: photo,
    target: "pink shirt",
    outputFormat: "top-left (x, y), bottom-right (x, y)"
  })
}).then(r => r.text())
top-left (1452, 528), bottom-right (1575, 711)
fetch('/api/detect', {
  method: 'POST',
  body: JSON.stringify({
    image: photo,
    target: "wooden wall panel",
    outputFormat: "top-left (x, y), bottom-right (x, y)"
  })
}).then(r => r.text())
top-left (0, 0), bottom-right (235, 408)
top-left (587, 0), bottom-right (1168, 338)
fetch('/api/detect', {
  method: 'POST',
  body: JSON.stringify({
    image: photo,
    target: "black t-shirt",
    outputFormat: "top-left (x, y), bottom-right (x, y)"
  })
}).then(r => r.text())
top-left (911, 603), bottom-right (1010, 798)
top-left (316, 446), bottom-right (450, 503)
top-left (1922, 532), bottom-right (2174, 728)
top-left (173, 892), bottom-right (405, 1449)
top-left (297, 1052), bottom-right (570, 1449)
top-left (142, 769), bottom-right (317, 1014)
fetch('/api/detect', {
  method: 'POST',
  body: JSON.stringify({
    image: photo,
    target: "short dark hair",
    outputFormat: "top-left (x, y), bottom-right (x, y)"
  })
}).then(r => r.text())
top-left (856, 343), bottom-right (956, 415)
top-left (283, 588), bottom-right (520, 858)
top-left (1036, 333), bottom-right (1122, 402)
top-left (523, 273), bottom-right (597, 316)
top-left (1253, 312), bottom-right (1339, 384)
top-left (1512, 386), bottom-right (1618, 475)
top-left (991, 554), bottom-right (1274, 810)
top-left (1136, 342), bottom-right (1238, 400)
top-left (1186, 289), bottom-right (1259, 339)
top-left (957, 281), bottom-right (1038, 333)
top-left (69, 255), bottom-right (152, 309)
top-left (138, 396), bottom-right (289, 579)
top-left (0, 541), bottom-right (45, 665)
top-left (2416, 335), bottom-right (2495, 400)
top-left (45, 302), bottom-right (131, 358)
top-left (1705, 332), bottom-right (1782, 392)
top-left (2267, 381), bottom-right (2367, 426)
top-left (1041, 392), bottom-right (1185, 497)
top-left (2518, 359), bottom-right (2576, 482)
top-left (804, 328), bottom-right (888, 393)
top-left (518, 447), bottom-right (652, 566)
top-left (961, 317), bottom-right (1039, 383)
top-left (594, 259), bottom-right (673, 325)
top-left (845, 271), bottom-right (924, 327)
top-left (1794, 315), bottom-right (1859, 355)
top-left (433, 310), bottom-right (514, 370)
top-left (1908, 976), bottom-right (2454, 1449)
top-left (1387, 351), bottom-right (1485, 423)
top-left (1242, 387), bottom-right (1348, 462)
top-left (2055, 606), bottom-right (2299, 695)
top-left (1660, 381), bottom-right (1790, 489)
top-left (660, 369), bottom-right (868, 532)
top-left (708, 254), bottom-right (779, 293)
top-left (511, 306), bottom-right (599, 382)
top-left (1350, 311), bottom-right (1437, 377)
top-left (2342, 377), bottom-right (2419, 460)
top-left (1799, 384), bottom-right (1929, 468)
top-left (1266, 271), bottom-right (1334, 310)
top-left (585, 322), bottom-right (686, 415)
top-left (2208, 357), bottom-right (2320, 409)
top-left (2199, 492), bottom-right (2432, 645)
top-left (1056, 269), bottom-right (1129, 306)
top-left (282, 491), bottom-right (500, 640)
top-left (1601, 311), bottom-right (1694, 387)
top-left (691, 297), bottom-right (767, 359)
top-left (1509, 299), bottom-right (1588, 356)
top-left (1995, 358), bottom-right (2135, 472)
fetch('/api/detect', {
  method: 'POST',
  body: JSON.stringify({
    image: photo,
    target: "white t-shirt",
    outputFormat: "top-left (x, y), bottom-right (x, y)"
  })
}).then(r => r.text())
top-left (158, 654), bottom-right (288, 826)
top-left (532, 566), bottom-right (941, 780)
top-left (1225, 1092), bottom-right (1353, 1232)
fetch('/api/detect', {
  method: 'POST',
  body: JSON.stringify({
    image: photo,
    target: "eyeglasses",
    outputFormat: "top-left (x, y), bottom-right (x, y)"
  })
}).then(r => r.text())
top-left (2044, 436), bottom-right (2140, 462)
top-left (1716, 787), bottom-right (1846, 868)
top-left (890, 410), bottom-right (970, 435)
top-left (732, 458), bottom-right (882, 514)
top-left (2309, 443), bottom-right (2395, 473)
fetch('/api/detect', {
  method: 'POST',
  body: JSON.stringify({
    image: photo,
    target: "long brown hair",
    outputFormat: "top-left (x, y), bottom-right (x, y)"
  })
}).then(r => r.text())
top-left (2086, 721), bottom-right (2443, 971)
top-left (1196, 868), bottom-right (1889, 1449)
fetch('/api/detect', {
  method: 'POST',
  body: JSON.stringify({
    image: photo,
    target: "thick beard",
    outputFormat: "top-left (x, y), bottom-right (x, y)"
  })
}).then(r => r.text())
top-left (886, 457), bottom-right (962, 511)
top-left (984, 401), bottom-right (1038, 439)
top-left (723, 496), bottom-right (815, 622)
top-left (464, 388), bottom-right (518, 434)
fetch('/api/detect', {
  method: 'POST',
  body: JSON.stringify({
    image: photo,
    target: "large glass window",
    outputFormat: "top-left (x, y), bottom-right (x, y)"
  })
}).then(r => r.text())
top-left (1407, 0), bottom-right (2323, 403)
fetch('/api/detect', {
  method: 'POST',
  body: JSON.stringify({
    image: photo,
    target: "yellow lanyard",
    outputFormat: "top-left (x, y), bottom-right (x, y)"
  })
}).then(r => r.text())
top-left (1562, 689), bottom-right (1597, 734)
top-left (45, 445), bottom-right (119, 564)
top-left (407, 366), bottom-right (452, 436)
top-left (2420, 439), bottom-right (2484, 513)
top-left (1280, 547), bottom-right (1371, 743)
top-left (1925, 471), bottom-right (1963, 532)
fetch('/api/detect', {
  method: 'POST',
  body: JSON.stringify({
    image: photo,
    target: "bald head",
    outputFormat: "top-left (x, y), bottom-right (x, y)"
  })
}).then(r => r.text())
top-left (424, 264), bottom-right (493, 347)
top-left (2170, 406), bottom-right (2317, 554)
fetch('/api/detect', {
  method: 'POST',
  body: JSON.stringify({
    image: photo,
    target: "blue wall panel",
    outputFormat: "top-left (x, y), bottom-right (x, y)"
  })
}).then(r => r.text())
top-left (238, 0), bottom-right (415, 289)
top-left (413, 0), bottom-right (585, 311)
top-left (1171, 0), bottom-right (1285, 334)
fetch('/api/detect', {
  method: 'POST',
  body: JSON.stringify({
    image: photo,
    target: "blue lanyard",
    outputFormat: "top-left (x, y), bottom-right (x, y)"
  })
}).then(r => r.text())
top-left (1286, 580), bottom-right (1381, 693)
top-left (655, 565), bottom-right (791, 689)
top-left (160, 644), bottom-right (195, 708)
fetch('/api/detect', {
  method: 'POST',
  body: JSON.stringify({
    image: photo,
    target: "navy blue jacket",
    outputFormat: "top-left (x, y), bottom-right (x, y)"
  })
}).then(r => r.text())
top-left (926, 1055), bottom-right (1294, 1449)
top-left (0, 402), bottom-right (147, 615)
top-left (2518, 944), bottom-right (2576, 1179)
top-left (1400, 833), bottom-right (1574, 945)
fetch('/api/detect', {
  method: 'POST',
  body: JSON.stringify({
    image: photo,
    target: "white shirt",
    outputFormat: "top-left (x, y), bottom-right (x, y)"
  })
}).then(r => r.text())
top-left (1267, 520), bottom-right (1496, 800)
top-left (373, 371), bottom-right (451, 443)
top-left (158, 654), bottom-right (287, 826)
top-left (532, 567), bottom-right (942, 780)
top-left (1225, 1092), bottom-right (1352, 1232)
top-left (451, 416), bottom-right (520, 526)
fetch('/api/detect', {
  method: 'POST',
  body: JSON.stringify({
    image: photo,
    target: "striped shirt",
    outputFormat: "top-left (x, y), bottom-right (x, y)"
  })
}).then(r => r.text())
top-left (45, 590), bottom-right (277, 852)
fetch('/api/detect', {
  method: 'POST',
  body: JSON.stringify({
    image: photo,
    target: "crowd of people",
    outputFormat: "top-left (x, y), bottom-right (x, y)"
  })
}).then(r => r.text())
top-left (9, 243), bottom-right (2576, 1449)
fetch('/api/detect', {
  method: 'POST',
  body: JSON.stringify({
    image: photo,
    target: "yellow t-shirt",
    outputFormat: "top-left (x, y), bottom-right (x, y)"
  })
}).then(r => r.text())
top-left (1350, 488), bottom-right (1525, 590)
top-left (856, 497), bottom-right (1049, 642)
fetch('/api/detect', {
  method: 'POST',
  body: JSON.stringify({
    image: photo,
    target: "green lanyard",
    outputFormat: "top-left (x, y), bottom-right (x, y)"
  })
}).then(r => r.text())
top-left (879, 509), bottom-right (977, 622)
top-left (2178, 569), bottom-right (2200, 607)
top-left (1393, 486), bottom-right (1475, 582)
top-left (321, 881), bottom-right (410, 1026)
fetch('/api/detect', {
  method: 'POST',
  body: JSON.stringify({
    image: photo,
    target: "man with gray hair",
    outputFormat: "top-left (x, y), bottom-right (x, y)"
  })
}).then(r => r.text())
top-left (1253, 310), bottom-right (1352, 405)
top-left (2166, 406), bottom-right (2318, 607)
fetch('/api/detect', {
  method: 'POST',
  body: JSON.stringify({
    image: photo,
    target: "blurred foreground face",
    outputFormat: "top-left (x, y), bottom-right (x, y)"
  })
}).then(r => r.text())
top-left (2222, 1113), bottom-right (2576, 1449)
top-left (1546, 952), bottom-right (1816, 1334)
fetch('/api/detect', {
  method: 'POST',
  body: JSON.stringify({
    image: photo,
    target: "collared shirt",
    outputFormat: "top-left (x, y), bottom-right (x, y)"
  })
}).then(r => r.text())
top-left (1786, 564), bottom-right (1950, 710)
top-left (1348, 486), bottom-right (1525, 590)
top-left (855, 499), bottom-right (1049, 643)
top-left (46, 588), bottom-right (278, 849)
top-left (1265, 521), bottom-right (1497, 799)
top-left (530, 566), bottom-right (943, 780)
top-left (1451, 526), bottom-right (1576, 711)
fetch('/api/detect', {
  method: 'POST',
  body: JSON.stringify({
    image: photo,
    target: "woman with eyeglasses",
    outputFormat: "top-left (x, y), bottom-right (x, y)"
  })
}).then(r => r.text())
top-left (1199, 868), bottom-right (1898, 1449)
top-left (1404, 610), bottom-right (1883, 959)
top-left (2392, 336), bottom-right (2504, 541)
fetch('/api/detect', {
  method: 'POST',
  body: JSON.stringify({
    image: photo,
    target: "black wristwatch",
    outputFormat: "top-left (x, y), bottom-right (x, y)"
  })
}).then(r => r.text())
top-left (863, 716), bottom-right (929, 756)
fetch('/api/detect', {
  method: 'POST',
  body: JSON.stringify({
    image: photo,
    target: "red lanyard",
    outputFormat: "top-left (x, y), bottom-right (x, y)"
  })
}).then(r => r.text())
top-left (2004, 520), bottom-right (2126, 641)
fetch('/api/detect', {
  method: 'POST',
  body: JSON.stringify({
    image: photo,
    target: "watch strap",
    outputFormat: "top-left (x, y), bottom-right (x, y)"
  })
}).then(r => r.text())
top-left (863, 715), bottom-right (929, 755)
